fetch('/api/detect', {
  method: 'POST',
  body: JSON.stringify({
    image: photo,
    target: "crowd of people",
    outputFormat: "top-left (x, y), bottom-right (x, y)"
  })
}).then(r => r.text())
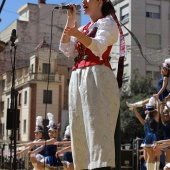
top-left (126, 58), bottom-right (170, 170)
top-left (16, 113), bottom-right (73, 170)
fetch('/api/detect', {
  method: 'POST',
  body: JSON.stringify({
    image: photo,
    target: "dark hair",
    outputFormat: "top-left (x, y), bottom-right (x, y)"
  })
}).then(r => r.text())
top-left (147, 110), bottom-right (157, 126)
top-left (165, 69), bottom-right (170, 77)
top-left (167, 71), bottom-right (169, 77)
top-left (102, 0), bottom-right (115, 17)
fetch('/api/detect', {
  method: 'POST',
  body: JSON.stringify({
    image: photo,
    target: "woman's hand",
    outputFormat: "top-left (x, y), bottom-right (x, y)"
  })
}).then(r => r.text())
top-left (67, 4), bottom-right (77, 20)
top-left (61, 4), bottom-right (79, 43)
top-left (64, 21), bottom-right (81, 38)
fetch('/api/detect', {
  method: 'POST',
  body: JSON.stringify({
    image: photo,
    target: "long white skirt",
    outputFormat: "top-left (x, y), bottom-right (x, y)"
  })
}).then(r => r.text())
top-left (69, 65), bottom-right (120, 170)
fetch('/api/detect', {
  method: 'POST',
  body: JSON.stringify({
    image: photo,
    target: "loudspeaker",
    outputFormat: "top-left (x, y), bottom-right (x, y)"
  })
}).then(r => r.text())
top-left (43, 119), bottom-right (50, 140)
top-left (121, 150), bottom-right (133, 167)
top-left (6, 109), bottom-right (20, 130)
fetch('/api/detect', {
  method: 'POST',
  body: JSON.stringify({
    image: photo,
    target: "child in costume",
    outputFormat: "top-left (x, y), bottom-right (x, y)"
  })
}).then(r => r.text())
top-left (55, 125), bottom-right (73, 170)
top-left (133, 97), bottom-right (161, 170)
top-left (153, 58), bottom-right (170, 102)
top-left (154, 101), bottom-right (170, 170)
top-left (26, 113), bottom-right (62, 170)
top-left (16, 116), bottom-right (45, 170)
top-left (127, 58), bottom-right (170, 111)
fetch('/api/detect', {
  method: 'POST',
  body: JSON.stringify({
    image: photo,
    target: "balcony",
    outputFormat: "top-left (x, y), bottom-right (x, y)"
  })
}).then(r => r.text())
top-left (29, 73), bottom-right (62, 82)
top-left (5, 73), bottom-right (63, 92)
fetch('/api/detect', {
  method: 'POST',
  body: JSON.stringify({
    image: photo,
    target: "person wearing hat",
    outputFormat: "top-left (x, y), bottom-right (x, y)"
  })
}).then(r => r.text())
top-left (133, 97), bottom-right (161, 170)
top-left (154, 139), bottom-right (170, 170)
top-left (154, 140), bottom-right (170, 170)
top-left (127, 58), bottom-right (170, 112)
top-left (16, 116), bottom-right (45, 170)
top-left (55, 125), bottom-right (73, 170)
top-left (153, 59), bottom-right (170, 103)
top-left (154, 101), bottom-right (170, 170)
top-left (26, 113), bottom-right (63, 170)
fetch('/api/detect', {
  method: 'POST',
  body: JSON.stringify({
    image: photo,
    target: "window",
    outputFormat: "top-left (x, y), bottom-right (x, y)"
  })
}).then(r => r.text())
top-left (146, 4), bottom-right (160, 19)
top-left (0, 102), bottom-right (4, 113)
top-left (18, 93), bottom-right (22, 106)
top-left (2, 123), bottom-right (4, 136)
top-left (24, 91), bottom-right (27, 104)
top-left (0, 80), bottom-right (5, 91)
top-left (31, 64), bottom-right (34, 73)
top-left (43, 90), bottom-right (52, 104)
top-left (0, 81), bottom-right (2, 91)
top-left (23, 119), bottom-right (26, 133)
top-left (153, 71), bottom-right (160, 79)
top-left (43, 63), bottom-right (50, 74)
top-left (7, 98), bottom-right (10, 109)
top-left (146, 34), bottom-right (161, 49)
top-left (146, 71), bottom-right (152, 78)
top-left (121, 5), bottom-right (129, 21)
top-left (146, 71), bottom-right (160, 80)
top-left (0, 81), bottom-right (5, 91)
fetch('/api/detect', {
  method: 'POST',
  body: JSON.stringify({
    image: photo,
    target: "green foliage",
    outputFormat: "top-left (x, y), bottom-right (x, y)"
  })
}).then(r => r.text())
top-left (120, 70), bottom-right (156, 144)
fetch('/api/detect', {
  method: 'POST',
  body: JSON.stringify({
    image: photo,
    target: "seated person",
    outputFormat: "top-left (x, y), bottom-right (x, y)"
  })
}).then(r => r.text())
top-left (26, 113), bottom-right (63, 170)
top-left (55, 125), bottom-right (73, 170)
top-left (16, 116), bottom-right (44, 170)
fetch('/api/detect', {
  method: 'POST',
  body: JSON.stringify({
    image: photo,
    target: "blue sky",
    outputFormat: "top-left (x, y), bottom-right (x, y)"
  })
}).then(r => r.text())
top-left (0, 0), bottom-right (89, 32)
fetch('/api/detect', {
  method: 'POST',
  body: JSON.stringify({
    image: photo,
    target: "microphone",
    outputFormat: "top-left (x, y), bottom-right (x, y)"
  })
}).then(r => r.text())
top-left (54, 4), bottom-right (81, 10)
top-left (10, 29), bottom-right (17, 47)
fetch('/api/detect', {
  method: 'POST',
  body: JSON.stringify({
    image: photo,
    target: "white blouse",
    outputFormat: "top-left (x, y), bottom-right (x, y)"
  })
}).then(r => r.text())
top-left (59, 15), bottom-right (118, 60)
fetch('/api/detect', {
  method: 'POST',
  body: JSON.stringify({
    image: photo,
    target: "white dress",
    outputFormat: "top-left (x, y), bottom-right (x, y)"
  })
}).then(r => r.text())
top-left (59, 15), bottom-right (120, 170)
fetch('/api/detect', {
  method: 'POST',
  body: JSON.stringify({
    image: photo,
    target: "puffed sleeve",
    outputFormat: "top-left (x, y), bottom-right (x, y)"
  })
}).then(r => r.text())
top-left (59, 26), bottom-right (84, 57)
top-left (87, 15), bottom-right (118, 60)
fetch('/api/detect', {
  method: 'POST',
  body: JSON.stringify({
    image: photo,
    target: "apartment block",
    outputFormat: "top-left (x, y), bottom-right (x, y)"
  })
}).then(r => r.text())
top-left (111, 0), bottom-right (170, 90)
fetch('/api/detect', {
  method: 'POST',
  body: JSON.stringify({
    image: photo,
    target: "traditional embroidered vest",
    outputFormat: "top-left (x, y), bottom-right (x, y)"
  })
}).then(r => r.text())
top-left (72, 23), bottom-right (113, 70)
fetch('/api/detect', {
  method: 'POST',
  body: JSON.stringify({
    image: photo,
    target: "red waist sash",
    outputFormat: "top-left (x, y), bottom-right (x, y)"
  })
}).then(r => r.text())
top-left (72, 45), bottom-right (112, 71)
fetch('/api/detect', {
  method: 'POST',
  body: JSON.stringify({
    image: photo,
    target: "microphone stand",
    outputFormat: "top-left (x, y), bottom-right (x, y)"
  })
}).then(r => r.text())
top-left (9, 37), bottom-right (17, 170)
top-left (0, 0), bottom-right (6, 13)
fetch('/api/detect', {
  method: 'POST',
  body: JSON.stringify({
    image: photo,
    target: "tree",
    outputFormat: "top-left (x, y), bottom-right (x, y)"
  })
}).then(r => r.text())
top-left (120, 70), bottom-right (156, 144)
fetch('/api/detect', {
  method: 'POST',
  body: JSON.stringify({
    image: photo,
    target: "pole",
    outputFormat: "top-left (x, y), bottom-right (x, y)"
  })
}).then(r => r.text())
top-left (0, 0), bottom-right (6, 13)
top-left (13, 90), bottom-right (18, 170)
top-left (9, 29), bottom-right (17, 170)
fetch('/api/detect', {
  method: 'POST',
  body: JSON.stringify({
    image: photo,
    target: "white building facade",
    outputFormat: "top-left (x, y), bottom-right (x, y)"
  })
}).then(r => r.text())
top-left (111, 0), bottom-right (170, 90)
top-left (0, 1), bottom-right (81, 142)
top-left (1, 41), bottom-right (65, 142)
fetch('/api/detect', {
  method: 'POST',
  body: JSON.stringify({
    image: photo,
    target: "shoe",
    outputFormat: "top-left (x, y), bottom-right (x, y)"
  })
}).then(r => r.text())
top-left (126, 101), bottom-right (134, 110)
